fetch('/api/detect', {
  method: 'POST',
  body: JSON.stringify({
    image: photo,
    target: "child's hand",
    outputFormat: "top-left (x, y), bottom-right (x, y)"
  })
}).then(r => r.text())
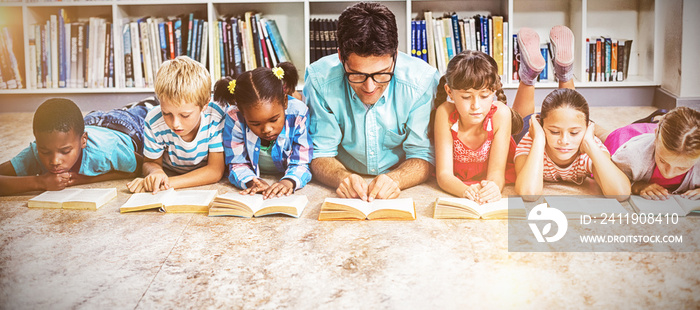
top-left (126, 178), bottom-right (146, 193)
top-left (240, 178), bottom-right (269, 195)
top-left (681, 188), bottom-right (700, 200)
top-left (39, 172), bottom-right (71, 191)
top-left (262, 179), bottom-right (294, 199)
top-left (580, 121), bottom-right (597, 155)
top-left (529, 115), bottom-right (545, 141)
top-left (144, 171), bottom-right (170, 194)
top-left (462, 183), bottom-right (482, 201)
top-left (476, 180), bottom-right (502, 204)
top-left (639, 183), bottom-right (670, 200)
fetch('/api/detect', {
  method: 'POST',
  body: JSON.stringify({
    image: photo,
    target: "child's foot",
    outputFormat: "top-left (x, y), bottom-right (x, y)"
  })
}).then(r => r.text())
top-left (549, 25), bottom-right (575, 82)
top-left (517, 28), bottom-right (545, 86)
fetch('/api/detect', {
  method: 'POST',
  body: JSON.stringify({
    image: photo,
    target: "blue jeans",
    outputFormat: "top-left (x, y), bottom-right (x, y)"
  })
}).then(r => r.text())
top-left (513, 112), bottom-right (539, 144)
top-left (83, 97), bottom-right (159, 154)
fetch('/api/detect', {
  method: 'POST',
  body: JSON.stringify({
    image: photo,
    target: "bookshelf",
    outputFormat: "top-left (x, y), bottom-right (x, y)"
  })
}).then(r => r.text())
top-left (0, 0), bottom-right (662, 106)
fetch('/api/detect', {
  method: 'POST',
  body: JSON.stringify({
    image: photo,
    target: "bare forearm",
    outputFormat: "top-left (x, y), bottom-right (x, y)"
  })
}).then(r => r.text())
top-left (386, 158), bottom-right (431, 190)
top-left (515, 141), bottom-right (545, 196)
top-left (0, 175), bottom-right (43, 195)
top-left (142, 161), bottom-right (164, 177)
top-left (436, 173), bottom-right (469, 198)
top-left (310, 157), bottom-right (353, 189)
top-left (169, 165), bottom-right (224, 189)
top-left (588, 148), bottom-right (631, 198)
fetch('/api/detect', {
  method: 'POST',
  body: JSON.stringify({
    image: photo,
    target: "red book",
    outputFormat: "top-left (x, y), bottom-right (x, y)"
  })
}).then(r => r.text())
top-left (167, 21), bottom-right (175, 60)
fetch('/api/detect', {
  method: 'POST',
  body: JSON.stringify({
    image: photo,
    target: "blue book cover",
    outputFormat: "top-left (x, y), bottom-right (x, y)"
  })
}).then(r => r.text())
top-left (539, 45), bottom-right (548, 80)
top-left (264, 20), bottom-right (289, 64)
top-left (174, 19), bottom-right (182, 57)
top-left (218, 21), bottom-right (225, 78)
top-left (58, 10), bottom-right (66, 88)
top-left (192, 19), bottom-right (200, 60)
top-left (41, 25), bottom-right (48, 88)
top-left (451, 13), bottom-right (462, 54)
top-left (481, 16), bottom-right (489, 56)
top-left (420, 20), bottom-right (428, 62)
top-left (417, 20), bottom-right (423, 60)
top-left (158, 22), bottom-right (167, 61)
top-left (185, 13), bottom-right (194, 58)
top-left (604, 37), bottom-right (611, 81)
top-left (123, 23), bottom-right (133, 87)
top-left (232, 18), bottom-right (244, 74)
top-left (411, 21), bottom-right (416, 58)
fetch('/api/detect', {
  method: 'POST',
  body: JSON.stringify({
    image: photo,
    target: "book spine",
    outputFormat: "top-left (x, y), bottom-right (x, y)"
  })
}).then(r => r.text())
top-left (458, 19), bottom-right (466, 52)
top-left (65, 23), bottom-right (71, 88)
top-left (200, 21), bottom-right (208, 66)
top-left (588, 39), bottom-right (595, 82)
top-left (231, 18), bottom-right (243, 76)
top-left (595, 38), bottom-right (601, 82)
top-left (244, 12), bottom-right (257, 69)
top-left (122, 23), bottom-right (133, 88)
top-left (616, 41), bottom-right (625, 81)
top-left (493, 16), bottom-right (503, 75)
top-left (70, 24), bottom-right (78, 88)
top-left (611, 40), bottom-right (617, 82)
top-left (411, 20), bottom-right (416, 58)
top-left (623, 40), bottom-right (632, 80)
top-left (58, 11), bottom-right (66, 88)
top-left (99, 20), bottom-right (107, 88)
top-left (512, 34), bottom-right (519, 81)
top-left (255, 16), bottom-right (270, 68)
top-left (82, 20), bottom-right (88, 88)
top-left (604, 37), bottom-right (611, 81)
top-left (191, 19), bottom-right (200, 61)
top-left (420, 20), bottom-right (427, 62)
top-left (28, 26), bottom-right (37, 89)
top-left (130, 22), bottom-right (143, 88)
top-left (442, 18), bottom-right (453, 59)
top-left (259, 18), bottom-right (277, 67)
top-left (539, 44), bottom-right (548, 81)
top-left (218, 21), bottom-right (226, 78)
top-left (451, 13), bottom-right (462, 55)
top-left (174, 19), bottom-right (182, 58)
top-left (139, 20), bottom-right (152, 88)
top-left (424, 12), bottom-right (436, 67)
top-left (148, 19), bottom-right (160, 78)
top-left (159, 22), bottom-right (168, 63)
top-left (186, 13), bottom-right (194, 58)
top-left (167, 21), bottom-right (175, 60)
top-left (108, 22), bottom-right (115, 88)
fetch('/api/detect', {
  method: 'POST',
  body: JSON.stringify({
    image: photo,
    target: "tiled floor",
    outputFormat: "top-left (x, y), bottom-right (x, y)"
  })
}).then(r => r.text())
top-left (1, 107), bottom-right (699, 308)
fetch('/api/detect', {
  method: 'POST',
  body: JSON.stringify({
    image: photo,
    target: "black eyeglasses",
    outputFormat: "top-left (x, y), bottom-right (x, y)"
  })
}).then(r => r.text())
top-left (343, 54), bottom-right (396, 84)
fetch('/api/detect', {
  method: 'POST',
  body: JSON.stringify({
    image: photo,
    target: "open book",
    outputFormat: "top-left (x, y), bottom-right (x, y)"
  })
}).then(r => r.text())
top-left (544, 196), bottom-right (629, 219)
top-left (433, 197), bottom-right (526, 219)
top-left (208, 193), bottom-right (309, 218)
top-left (28, 188), bottom-right (117, 210)
top-left (629, 195), bottom-right (700, 216)
top-left (318, 198), bottom-right (415, 221)
top-left (119, 188), bottom-right (218, 213)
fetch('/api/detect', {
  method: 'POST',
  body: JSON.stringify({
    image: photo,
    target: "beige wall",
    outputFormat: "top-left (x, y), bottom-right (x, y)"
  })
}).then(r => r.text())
top-left (660, 0), bottom-right (682, 96)
top-left (680, 0), bottom-right (700, 98)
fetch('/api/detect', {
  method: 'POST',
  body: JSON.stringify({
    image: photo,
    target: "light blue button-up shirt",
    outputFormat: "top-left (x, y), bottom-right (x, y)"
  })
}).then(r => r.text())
top-left (304, 52), bottom-right (440, 175)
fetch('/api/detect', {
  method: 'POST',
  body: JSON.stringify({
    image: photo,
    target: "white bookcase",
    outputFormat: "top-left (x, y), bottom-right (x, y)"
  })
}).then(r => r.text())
top-left (0, 0), bottom-right (660, 96)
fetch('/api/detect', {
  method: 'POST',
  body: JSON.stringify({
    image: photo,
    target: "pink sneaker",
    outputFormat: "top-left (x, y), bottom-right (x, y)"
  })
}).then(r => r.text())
top-left (549, 25), bottom-right (574, 82)
top-left (517, 28), bottom-right (545, 85)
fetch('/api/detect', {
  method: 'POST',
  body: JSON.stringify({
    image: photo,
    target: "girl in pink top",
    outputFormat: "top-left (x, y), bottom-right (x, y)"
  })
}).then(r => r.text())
top-left (512, 26), bottom-right (630, 199)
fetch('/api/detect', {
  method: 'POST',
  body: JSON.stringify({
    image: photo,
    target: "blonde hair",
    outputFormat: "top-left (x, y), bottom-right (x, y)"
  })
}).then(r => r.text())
top-left (657, 106), bottom-right (700, 156)
top-left (154, 56), bottom-right (211, 108)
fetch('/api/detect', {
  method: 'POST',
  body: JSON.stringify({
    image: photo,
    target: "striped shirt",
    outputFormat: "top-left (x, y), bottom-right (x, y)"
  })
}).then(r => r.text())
top-left (144, 101), bottom-right (225, 174)
top-left (514, 132), bottom-right (609, 185)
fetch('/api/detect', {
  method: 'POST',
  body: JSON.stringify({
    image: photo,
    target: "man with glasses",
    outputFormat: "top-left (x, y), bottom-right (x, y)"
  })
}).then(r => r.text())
top-left (304, 2), bottom-right (440, 201)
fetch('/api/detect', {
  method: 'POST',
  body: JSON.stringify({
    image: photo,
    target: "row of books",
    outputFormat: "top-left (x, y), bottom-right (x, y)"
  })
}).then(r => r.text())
top-left (0, 27), bottom-right (23, 89)
top-left (122, 13), bottom-right (209, 88)
top-left (586, 37), bottom-right (633, 82)
top-left (27, 10), bottom-right (115, 89)
top-left (411, 12), bottom-right (510, 78)
top-left (211, 12), bottom-right (291, 82)
top-left (28, 187), bottom-right (700, 220)
top-left (309, 18), bottom-right (338, 64)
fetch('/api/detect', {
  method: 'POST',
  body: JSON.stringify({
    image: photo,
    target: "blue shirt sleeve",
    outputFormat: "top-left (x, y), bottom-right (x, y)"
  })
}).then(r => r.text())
top-left (304, 66), bottom-right (342, 159)
top-left (223, 109), bottom-right (257, 189)
top-left (10, 142), bottom-right (45, 176)
top-left (402, 70), bottom-right (440, 164)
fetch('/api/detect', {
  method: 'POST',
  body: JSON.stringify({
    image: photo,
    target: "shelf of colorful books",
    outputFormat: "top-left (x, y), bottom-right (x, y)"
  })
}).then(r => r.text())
top-left (0, 86), bottom-right (153, 94)
top-left (309, 1), bottom-right (408, 54)
top-left (211, 2), bottom-right (304, 82)
top-left (584, 0), bottom-right (656, 84)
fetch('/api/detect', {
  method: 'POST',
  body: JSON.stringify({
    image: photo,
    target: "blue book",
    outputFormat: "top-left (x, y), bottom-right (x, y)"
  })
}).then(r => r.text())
top-left (174, 18), bottom-right (182, 57)
top-left (191, 19), bottom-right (200, 60)
top-left (58, 9), bottom-right (66, 88)
top-left (232, 17), bottom-right (244, 74)
top-left (420, 20), bottom-right (428, 62)
top-left (185, 13), bottom-right (194, 58)
top-left (218, 21), bottom-right (225, 78)
top-left (451, 13), bottom-right (462, 54)
top-left (604, 37), bottom-right (612, 81)
top-left (411, 21), bottom-right (416, 58)
top-left (481, 16), bottom-right (489, 56)
top-left (122, 23), bottom-right (133, 87)
top-left (158, 22), bottom-right (167, 62)
top-left (539, 45), bottom-right (548, 80)
top-left (264, 20), bottom-right (289, 64)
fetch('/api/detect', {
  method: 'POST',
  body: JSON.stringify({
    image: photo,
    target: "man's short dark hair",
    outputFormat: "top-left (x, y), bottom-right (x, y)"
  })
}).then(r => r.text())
top-left (33, 98), bottom-right (84, 136)
top-left (337, 2), bottom-right (398, 61)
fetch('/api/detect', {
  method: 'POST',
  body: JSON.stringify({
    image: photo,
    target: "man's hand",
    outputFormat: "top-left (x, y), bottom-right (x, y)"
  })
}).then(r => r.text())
top-left (39, 172), bottom-right (71, 191)
top-left (262, 179), bottom-right (294, 199)
top-left (337, 174), bottom-right (369, 200)
top-left (367, 174), bottom-right (400, 201)
top-left (240, 178), bottom-right (270, 195)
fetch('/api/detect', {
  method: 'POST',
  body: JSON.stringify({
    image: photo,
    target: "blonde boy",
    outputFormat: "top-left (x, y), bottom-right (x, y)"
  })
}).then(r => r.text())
top-left (127, 56), bottom-right (225, 193)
